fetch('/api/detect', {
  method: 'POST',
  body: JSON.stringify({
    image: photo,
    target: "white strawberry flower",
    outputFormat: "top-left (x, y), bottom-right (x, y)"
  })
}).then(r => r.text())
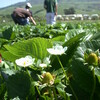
top-left (36, 57), bottom-right (51, 68)
top-left (15, 56), bottom-right (35, 67)
top-left (39, 63), bottom-right (47, 68)
top-left (43, 57), bottom-right (50, 65)
top-left (47, 44), bottom-right (67, 55)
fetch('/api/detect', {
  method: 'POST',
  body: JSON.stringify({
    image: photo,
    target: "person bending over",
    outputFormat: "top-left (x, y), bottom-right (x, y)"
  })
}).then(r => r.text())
top-left (11, 3), bottom-right (36, 25)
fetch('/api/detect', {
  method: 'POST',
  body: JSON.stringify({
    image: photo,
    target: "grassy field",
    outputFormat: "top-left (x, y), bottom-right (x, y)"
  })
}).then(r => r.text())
top-left (0, 2), bottom-right (100, 16)
top-left (0, 1), bottom-right (100, 26)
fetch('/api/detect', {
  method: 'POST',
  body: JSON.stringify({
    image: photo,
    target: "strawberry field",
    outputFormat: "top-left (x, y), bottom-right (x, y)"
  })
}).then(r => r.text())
top-left (0, 22), bottom-right (100, 100)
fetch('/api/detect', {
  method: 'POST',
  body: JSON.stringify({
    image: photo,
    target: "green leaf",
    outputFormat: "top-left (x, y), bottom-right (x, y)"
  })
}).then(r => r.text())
top-left (52, 35), bottom-right (65, 43)
top-left (3, 37), bottom-right (52, 61)
top-left (0, 74), bottom-right (6, 99)
top-left (2, 27), bottom-right (16, 40)
top-left (28, 82), bottom-right (36, 100)
top-left (56, 82), bottom-right (66, 91)
top-left (64, 32), bottom-right (86, 46)
top-left (71, 40), bottom-right (100, 98)
top-left (0, 38), bottom-right (8, 47)
top-left (95, 68), bottom-right (100, 83)
top-left (56, 82), bottom-right (70, 99)
top-left (6, 71), bottom-right (31, 99)
top-left (84, 40), bottom-right (100, 50)
top-left (1, 51), bottom-right (19, 62)
top-left (72, 58), bottom-right (93, 93)
top-left (40, 95), bottom-right (51, 100)
top-left (91, 32), bottom-right (100, 40)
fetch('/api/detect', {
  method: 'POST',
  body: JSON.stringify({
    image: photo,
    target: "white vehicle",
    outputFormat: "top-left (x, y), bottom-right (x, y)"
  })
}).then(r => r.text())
top-left (91, 14), bottom-right (99, 20)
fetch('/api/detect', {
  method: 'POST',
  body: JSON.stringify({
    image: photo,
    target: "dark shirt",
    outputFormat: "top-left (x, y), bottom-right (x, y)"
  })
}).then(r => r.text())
top-left (44, 0), bottom-right (57, 13)
top-left (13, 8), bottom-right (31, 18)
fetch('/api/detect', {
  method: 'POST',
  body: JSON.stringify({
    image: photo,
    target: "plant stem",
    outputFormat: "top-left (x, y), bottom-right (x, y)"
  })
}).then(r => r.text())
top-left (49, 88), bottom-right (53, 100)
top-left (36, 86), bottom-right (41, 96)
top-left (57, 56), bottom-right (78, 100)
top-left (90, 68), bottom-right (96, 100)
top-left (26, 68), bottom-right (31, 78)
top-left (57, 56), bottom-right (68, 80)
top-left (14, 64), bottom-right (17, 70)
top-left (25, 68), bottom-right (41, 97)
top-left (53, 87), bottom-right (57, 100)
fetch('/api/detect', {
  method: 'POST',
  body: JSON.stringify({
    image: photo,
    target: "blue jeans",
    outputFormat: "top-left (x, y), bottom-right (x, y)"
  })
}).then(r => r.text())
top-left (46, 13), bottom-right (56, 25)
top-left (11, 14), bottom-right (29, 25)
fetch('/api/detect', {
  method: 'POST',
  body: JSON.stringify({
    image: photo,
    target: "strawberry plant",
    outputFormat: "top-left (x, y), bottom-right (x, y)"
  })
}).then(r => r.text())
top-left (0, 22), bottom-right (100, 100)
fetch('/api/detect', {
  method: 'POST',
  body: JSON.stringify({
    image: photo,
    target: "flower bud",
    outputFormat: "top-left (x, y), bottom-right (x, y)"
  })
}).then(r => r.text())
top-left (87, 53), bottom-right (98, 65)
top-left (42, 72), bottom-right (54, 84)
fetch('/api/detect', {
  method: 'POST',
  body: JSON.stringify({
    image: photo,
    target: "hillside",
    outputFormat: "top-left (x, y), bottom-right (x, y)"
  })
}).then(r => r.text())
top-left (0, 0), bottom-right (100, 9)
top-left (29, 0), bottom-right (100, 4)
top-left (0, 0), bottom-right (100, 17)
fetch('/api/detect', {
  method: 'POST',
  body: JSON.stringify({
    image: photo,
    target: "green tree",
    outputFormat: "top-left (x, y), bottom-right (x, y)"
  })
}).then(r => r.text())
top-left (64, 7), bottom-right (75, 15)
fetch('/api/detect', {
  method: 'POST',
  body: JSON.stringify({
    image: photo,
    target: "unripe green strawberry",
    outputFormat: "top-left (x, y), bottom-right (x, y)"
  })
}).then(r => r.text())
top-left (98, 57), bottom-right (100, 65)
top-left (87, 53), bottom-right (98, 65)
top-left (42, 72), bottom-right (54, 84)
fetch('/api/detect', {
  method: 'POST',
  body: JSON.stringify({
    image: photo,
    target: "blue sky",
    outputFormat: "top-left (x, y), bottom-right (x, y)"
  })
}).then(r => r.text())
top-left (0, 0), bottom-right (26, 8)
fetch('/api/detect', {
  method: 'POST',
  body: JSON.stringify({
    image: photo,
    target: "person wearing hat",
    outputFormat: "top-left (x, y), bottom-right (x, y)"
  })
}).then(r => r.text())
top-left (25, 3), bottom-right (33, 24)
top-left (11, 3), bottom-right (36, 25)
